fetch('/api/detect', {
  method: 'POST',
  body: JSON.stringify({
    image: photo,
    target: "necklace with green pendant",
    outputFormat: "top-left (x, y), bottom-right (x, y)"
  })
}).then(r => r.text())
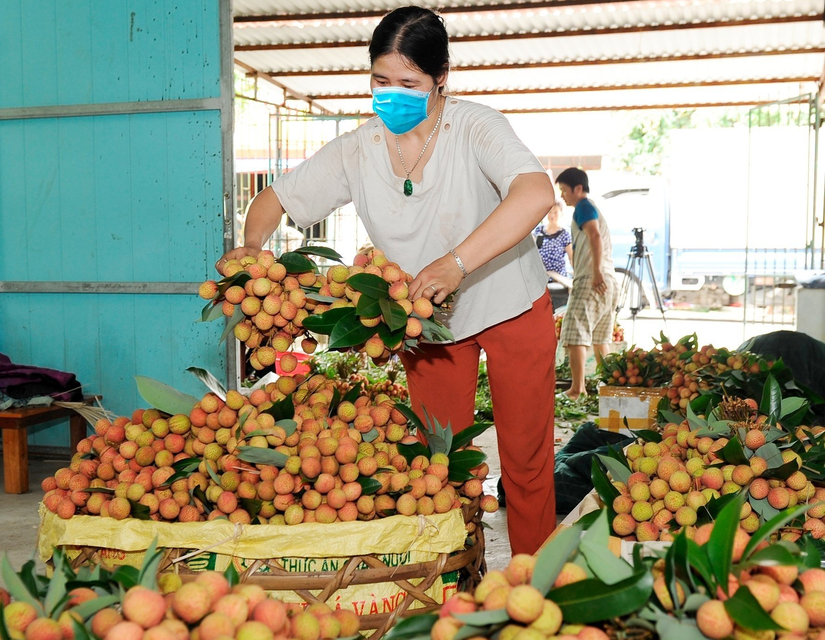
top-left (395, 98), bottom-right (444, 197)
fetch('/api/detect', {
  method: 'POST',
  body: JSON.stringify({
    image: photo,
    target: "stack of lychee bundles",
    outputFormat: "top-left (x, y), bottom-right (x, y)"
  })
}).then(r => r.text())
top-left (40, 372), bottom-right (498, 525)
top-left (199, 247), bottom-right (453, 369)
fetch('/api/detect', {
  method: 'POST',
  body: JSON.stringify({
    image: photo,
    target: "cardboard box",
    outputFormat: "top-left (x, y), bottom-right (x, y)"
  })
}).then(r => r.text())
top-left (598, 386), bottom-right (667, 434)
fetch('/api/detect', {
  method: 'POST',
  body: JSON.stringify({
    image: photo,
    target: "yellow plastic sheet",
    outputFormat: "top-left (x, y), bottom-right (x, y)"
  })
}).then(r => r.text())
top-left (38, 506), bottom-right (467, 627)
top-left (38, 504), bottom-right (466, 563)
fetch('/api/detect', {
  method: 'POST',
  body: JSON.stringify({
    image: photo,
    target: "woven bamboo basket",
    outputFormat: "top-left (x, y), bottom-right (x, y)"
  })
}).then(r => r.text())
top-left (50, 501), bottom-right (485, 639)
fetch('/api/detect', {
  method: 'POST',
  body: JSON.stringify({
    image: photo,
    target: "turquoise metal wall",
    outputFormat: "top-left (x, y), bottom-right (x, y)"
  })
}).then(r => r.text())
top-left (0, 1), bottom-right (234, 447)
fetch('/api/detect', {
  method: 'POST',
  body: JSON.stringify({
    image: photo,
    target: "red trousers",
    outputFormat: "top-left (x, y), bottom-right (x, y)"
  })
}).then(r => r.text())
top-left (399, 292), bottom-right (557, 555)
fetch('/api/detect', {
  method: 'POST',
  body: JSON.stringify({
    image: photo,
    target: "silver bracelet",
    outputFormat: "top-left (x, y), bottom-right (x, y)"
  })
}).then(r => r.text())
top-left (449, 249), bottom-right (468, 278)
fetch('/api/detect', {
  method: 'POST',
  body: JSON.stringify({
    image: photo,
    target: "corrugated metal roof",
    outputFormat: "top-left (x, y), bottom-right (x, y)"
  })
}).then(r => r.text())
top-left (233, 0), bottom-right (825, 112)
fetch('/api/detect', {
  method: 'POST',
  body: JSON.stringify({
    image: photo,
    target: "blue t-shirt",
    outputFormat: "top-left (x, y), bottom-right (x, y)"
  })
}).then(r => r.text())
top-left (572, 199), bottom-right (599, 253)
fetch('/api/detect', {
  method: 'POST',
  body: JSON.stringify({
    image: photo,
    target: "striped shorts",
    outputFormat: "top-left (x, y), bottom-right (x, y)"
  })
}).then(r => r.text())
top-left (560, 274), bottom-right (617, 346)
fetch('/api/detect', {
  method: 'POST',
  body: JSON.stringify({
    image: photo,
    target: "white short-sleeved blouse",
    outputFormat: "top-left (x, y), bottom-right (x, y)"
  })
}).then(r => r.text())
top-left (272, 97), bottom-right (549, 341)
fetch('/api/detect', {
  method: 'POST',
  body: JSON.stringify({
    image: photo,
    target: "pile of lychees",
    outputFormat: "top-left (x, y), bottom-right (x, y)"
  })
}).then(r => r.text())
top-left (41, 372), bottom-right (498, 526)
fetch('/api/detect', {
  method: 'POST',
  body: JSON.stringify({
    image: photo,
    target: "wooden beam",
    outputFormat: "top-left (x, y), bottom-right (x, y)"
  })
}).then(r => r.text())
top-left (258, 47), bottom-right (825, 77)
top-left (235, 14), bottom-right (824, 51)
top-left (334, 100), bottom-right (807, 117)
top-left (233, 59), bottom-right (333, 115)
top-left (307, 77), bottom-right (820, 101)
top-left (234, 0), bottom-right (651, 23)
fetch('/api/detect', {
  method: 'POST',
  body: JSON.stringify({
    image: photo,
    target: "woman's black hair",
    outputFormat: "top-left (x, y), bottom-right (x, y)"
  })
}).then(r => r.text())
top-left (369, 6), bottom-right (450, 89)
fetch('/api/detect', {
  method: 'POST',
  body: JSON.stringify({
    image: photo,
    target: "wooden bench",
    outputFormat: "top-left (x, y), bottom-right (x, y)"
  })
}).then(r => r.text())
top-left (0, 396), bottom-right (101, 494)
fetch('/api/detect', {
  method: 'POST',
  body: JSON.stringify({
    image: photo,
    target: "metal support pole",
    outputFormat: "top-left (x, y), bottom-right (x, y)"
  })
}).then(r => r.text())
top-left (219, 0), bottom-right (239, 389)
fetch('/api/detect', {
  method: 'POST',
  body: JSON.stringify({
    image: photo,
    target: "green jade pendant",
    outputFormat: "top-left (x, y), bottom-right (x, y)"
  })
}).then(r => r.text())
top-left (403, 178), bottom-right (413, 197)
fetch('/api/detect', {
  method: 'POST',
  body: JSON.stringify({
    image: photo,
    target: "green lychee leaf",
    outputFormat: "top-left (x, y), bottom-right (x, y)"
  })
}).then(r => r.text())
top-left (356, 477), bottom-right (383, 495)
top-left (453, 625), bottom-right (491, 640)
top-left (346, 273), bottom-right (390, 299)
top-left (44, 551), bottom-right (68, 617)
top-left (754, 443), bottom-right (784, 469)
top-left (454, 609), bottom-right (509, 625)
top-left (200, 301), bottom-right (225, 323)
top-left (110, 565), bottom-right (140, 590)
top-left (724, 583), bottom-right (784, 631)
top-left (447, 466), bottom-right (476, 483)
top-left (532, 523), bottom-right (583, 595)
top-left (659, 409), bottom-right (685, 425)
top-left (343, 382), bottom-right (364, 404)
top-left (548, 570), bottom-right (654, 624)
top-left (685, 540), bottom-right (716, 594)
top-left (71, 595), bottom-right (120, 621)
top-left (448, 450), bottom-right (486, 474)
top-left (303, 307), bottom-right (356, 335)
top-left (205, 461), bottom-right (222, 486)
top-left (161, 457), bottom-right (202, 488)
top-left (135, 375), bottom-right (199, 417)
top-left (362, 428), bottom-right (380, 443)
top-left (185, 367), bottom-right (227, 400)
top-left (294, 245), bottom-right (345, 263)
top-left (18, 559), bottom-right (43, 600)
top-left (393, 403), bottom-right (424, 434)
top-left (719, 437), bottom-right (748, 465)
top-left (741, 501), bottom-right (824, 562)
top-left (398, 441), bottom-right (430, 464)
top-left (706, 490), bottom-right (748, 594)
top-left (237, 447), bottom-right (288, 468)
top-left (596, 454), bottom-right (631, 486)
top-left (305, 292), bottom-right (340, 303)
top-left (746, 543), bottom-right (799, 567)
top-left (261, 394), bottom-right (295, 423)
top-left (379, 298), bottom-right (407, 332)
top-left (70, 619), bottom-right (93, 640)
top-left (579, 509), bottom-right (633, 585)
top-left (276, 419), bottom-right (298, 436)
top-left (682, 593), bottom-right (710, 613)
top-left (760, 459), bottom-right (799, 481)
top-left (356, 294), bottom-right (382, 318)
top-left (377, 322), bottom-right (406, 350)
top-left (780, 396), bottom-right (807, 419)
top-left (748, 496), bottom-right (780, 523)
top-left (219, 305), bottom-right (246, 345)
top-left (381, 613), bottom-right (437, 640)
top-left (191, 487), bottom-right (214, 515)
top-left (224, 563), bottom-right (240, 587)
top-left (328, 314), bottom-right (377, 349)
top-left (418, 317), bottom-right (454, 343)
top-left (278, 251), bottom-right (316, 274)
top-left (655, 616), bottom-right (707, 640)
top-left (804, 535), bottom-right (822, 568)
top-left (760, 374), bottom-right (782, 425)
top-left (127, 499), bottom-right (152, 521)
top-left (590, 457), bottom-right (621, 517)
top-left (450, 422), bottom-right (494, 454)
top-left (240, 498), bottom-right (263, 519)
top-left (665, 531), bottom-right (691, 606)
top-left (0, 555), bottom-right (45, 616)
top-left (686, 403), bottom-right (707, 430)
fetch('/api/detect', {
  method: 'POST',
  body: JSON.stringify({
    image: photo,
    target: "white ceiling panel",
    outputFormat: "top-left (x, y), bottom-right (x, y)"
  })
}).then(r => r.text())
top-left (233, 0), bottom-right (825, 111)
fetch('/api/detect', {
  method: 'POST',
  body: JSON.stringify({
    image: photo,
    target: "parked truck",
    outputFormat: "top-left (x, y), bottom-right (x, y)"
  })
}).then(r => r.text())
top-left (587, 126), bottom-right (817, 308)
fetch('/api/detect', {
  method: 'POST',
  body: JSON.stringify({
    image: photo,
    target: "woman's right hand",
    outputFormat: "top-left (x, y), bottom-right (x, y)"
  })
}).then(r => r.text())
top-left (215, 246), bottom-right (261, 275)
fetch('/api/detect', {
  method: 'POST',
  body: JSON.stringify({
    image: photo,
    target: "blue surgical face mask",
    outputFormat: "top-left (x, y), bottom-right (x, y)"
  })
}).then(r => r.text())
top-left (372, 86), bottom-right (433, 135)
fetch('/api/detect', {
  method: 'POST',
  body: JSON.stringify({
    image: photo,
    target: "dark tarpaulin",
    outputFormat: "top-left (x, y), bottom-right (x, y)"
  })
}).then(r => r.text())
top-left (0, 353), bottom-right (83, 402)
top-left (554, 421), bottom-right (634, 517)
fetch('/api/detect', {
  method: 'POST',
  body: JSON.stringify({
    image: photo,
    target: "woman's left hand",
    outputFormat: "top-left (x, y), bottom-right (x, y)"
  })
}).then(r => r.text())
top-left (409, 254), bottom-right (464, 304)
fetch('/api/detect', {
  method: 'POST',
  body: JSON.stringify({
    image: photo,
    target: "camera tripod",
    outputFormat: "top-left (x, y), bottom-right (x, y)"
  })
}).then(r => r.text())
top-left (616, 228), bottom-right (667, 339)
